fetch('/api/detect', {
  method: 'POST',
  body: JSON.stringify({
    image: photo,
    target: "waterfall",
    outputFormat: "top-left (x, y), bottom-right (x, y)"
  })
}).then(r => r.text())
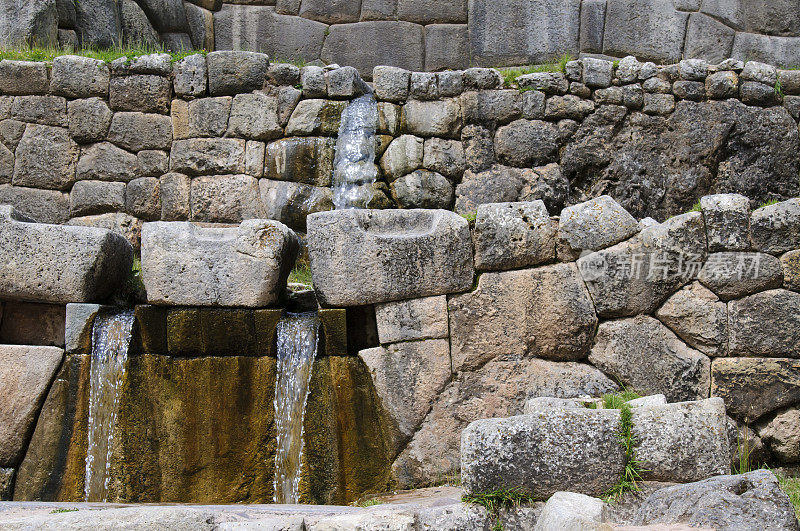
top-left (332, 93), bottom-right (379, 209)
top-left (273, 312), bottom-right (321, 504)
top-left (84, 309), bottom-right (135, 502)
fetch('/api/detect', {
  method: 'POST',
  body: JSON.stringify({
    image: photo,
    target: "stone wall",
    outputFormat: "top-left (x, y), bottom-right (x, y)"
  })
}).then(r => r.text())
top-left (1, 52), bottom-right (800, 251)
top-left (7, 1), bottom-right (800, 75)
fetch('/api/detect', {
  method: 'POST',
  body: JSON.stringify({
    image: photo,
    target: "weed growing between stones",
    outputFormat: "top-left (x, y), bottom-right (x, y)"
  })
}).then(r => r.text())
top-left (689, 200), bottom-right (703, 213)
top-left (49, 508), bottom-right (78, 514)
top-left (288, 262), bottom-right (313, 287)
top-left (734, 429), bottom-right (755, 475)
top-left (353, 498), bottom-right (383, 507)
top-left (0, 45), bottom-right (207, 64)
top-left (777, 473), bottom-right (800, 519)
top-left (498, 53), bottom-right (573, 88)
top-left (462, 487), bottom-right (536, 531)
top-left (758, 198), bottom-right (781, 209)
top-left (594, 390), bottom-right (646, 503)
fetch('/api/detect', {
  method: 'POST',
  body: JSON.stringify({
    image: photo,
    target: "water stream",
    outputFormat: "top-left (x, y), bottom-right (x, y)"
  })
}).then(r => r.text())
top-left (84, 309), bottom-right (136, 502)
top-left (332, 93), bottom-right (379, 209)
top-left (273, 312), bottom-right (321, 504)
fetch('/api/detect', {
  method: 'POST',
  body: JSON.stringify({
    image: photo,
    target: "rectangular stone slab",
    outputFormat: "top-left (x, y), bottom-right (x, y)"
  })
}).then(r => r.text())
top-left (306, 209), bottom-right (474, 306)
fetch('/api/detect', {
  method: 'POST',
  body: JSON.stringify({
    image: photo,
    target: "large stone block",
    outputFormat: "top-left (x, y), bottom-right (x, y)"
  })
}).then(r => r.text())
top-left (307, 209), bottom-right (473, 307)
top-left (449, 263), bottom-right (597, 370)
top-left (173, 54), bottom-right (207, 99)
top-left (751, 198), bottom-right (800, 255)
top-left (259, 179), bottom-right (333, 231)
top-left (170, 138), bottom-right (246, 175)
top-left (473, 201), bottom-right (556, 272)
top-left (712, 357), bottom-right (800, 422)
top-left (227, 92), bottom-right (282, 141)
top-left (108, 112), bottom-right (172, 152)
top-left (468, 0), bottom-right (580, 66)
top-left (285, 99), bottom-right (347, 136)
top-left (0, 345), bottom-right (63, 467)
top-left (758, 407), bottom-right (800, 463)
top-left (190, 174), bottom-right (263, 223)
top-left (11, 95), bottom-right (67, 127)
top-left (109, 75), bottom-right (172, 114)
top-left (603, 0), bottom-right (688, 63)
top-left (455, 163), bottom-right (568, 215)
top-left (0, 205), bottom-right (132, 303)
top-left (656, 282), bottom-right (727, 357)
top-left (265, 137), bottom-right (336, 187)
top-left (0, 185), bottom-right (69, 224)
top-left (50, 56), bottom-right (110, 99)
top-left (141, 220), bottom-right (299, 307)
top-left (0, 302), bottom-right (66, 347)
top-left (402, 99), bottom-right (462, 138)
top-left (557, 195), bottom-right (639, 260)
top-left (70, 180), bottom-right (126, 217)
top-left (698, 252), bottom-right (783, 301)
top-left (67, 98), bottom-right (113, 144)
top-left (494, 119), bottom-right (559, 167)
top-left (728, 289), bottom-right (800, 358)
top-left (425, 24), bottom-right (470, 72)
top-left (0, 61), bottom-right (49, 95)
top-left (684, 12), bottom-right (736, 64)
top-left (206, 50), bottom-right (269, 96)
top-left (374, 295), bottom-right (448, 344)
top-left (700, 193), bottom-right (751, 252)
top-left (588, 315), bottom-right (711, 402)
top-left (68, 212), bottom-right (142, 252)
top-left (12, 124), bottom-right (78, 191)
top-left (461, 409), bottom-right (625, 498)
top-left (76, 142), bottom-right (140, 183)
top-left (321, 21), bottom-right (425, 77)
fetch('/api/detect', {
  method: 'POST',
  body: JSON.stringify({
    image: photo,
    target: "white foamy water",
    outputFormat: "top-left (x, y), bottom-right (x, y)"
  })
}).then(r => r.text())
top-left (332, 93), bottom-right (379, 209)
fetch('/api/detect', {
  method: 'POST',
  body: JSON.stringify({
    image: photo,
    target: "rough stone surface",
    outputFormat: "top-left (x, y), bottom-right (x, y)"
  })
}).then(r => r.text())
top-left (0, 205), bottom-right (132, 303)
top-left (728, 289), bottom-right (800, 358)
top-left (67, 97), bottom-right (113, 144)
top-left (0, 345), bottom-right (63, 466)
top-left (321, 21), bottom-right (425, 76)
top-left (13, 124), bottom-right (79, 191)
top-left (448, 263), bottom-right (597, 370)
top-left (64, 303), bottom-right (103, 355)
top-left (141, 219), bottom-right (299, 307)
top-left (109, 75), bottom-right (171, 114)
top-left (632, 470), bottom-right (799, 530)
top-left (558, 195), bottom-right (639, 260)
top-left (494, 119), bottom-right (559, 167)
top-left (70, 180), bottom-right (126, 217)
top-left (227, 92), bottom-right (282, 141)
top-left (0, 185), bottom-right (70, 224)
top-left (783, 250), bottom-right (800, 292)
top-left (391, 170), bottom-right (454, 209)
top-left (535, 492), bottom-right (608, 530)
top-left (604, 0), bottom-right (688, 63)
top-left (50, 56), bottom-right (109, 99)
top-left (751, 199), bottom-right (800, 255)
top-left (285, 99), bottom-right (347, 136)
top-left (455, 164), bottom-right (567, 215)
top-left (374, 295), bottom-right (449, 344)
top-left (403, 99), bottom-right (462, 138)
top-left (108, 112), bottom-right (172, 152)
top-left (473, 200), bottom-right (556, 271)
top-left (76, 142), bottom-right (139, 183)
top-left (700, 193), bottom-right (751, 252)
top-left (588, 315), bottom-right (711, 402)
top-left (656, 282), bottom-right (727, 357)
top-left (260, 179), bottom-right (334, 231)
top-left (170, 138), bottom-right (245, 176)
top-left (698, 252), bottom-right (783, 301)
top-left (206, 50), bottom-right (269, 96)
top-left (307, 209), bottom-right (473, 307)
top-left (190, 174), bottom-right (263, 223)
top-left (265, 137), bottom-right (335, 187)
top-left (173, 54), bottom-right (207, 99)
top-left (711, 357), bottom-right (800, 421)
top-left (380, 135), bottom-right (424, 181)
top-left (0, 61), bottom-right (49, 95)
top-left (758, 407), bottom-right (800, 463)
top-left (423, 137), bottom-right (465, 181)
top-left (0, 301), bottom-right (66, 347)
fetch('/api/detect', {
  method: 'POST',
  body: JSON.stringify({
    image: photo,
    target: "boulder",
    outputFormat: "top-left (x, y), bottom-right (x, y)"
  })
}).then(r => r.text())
top-left (423, 138), bottom-right (465, 181)
top-left (380, 135), bottom-right (424, 181)
top-left (758, 407), bottom-right (800, 463)
top-left (751, 198), bottom-right (800, 255)
top-left (265, 137), bottom-right (336, 187)
top-left (64, 303), bottom-right (104, 355)
top-left (141, 220), bottom-right (299, 307)
top-left (285, 99), bottom-right (347, 136)
top-left (391, 170), bottom-right (454, 209)
top-left (11, 95), bottom-right (67, 127)
top-left (448, 263), bottom-right (597, 370)
top-left (728, 289), bottom-right (800, 358)
top-left (494, 119), bottom-right (560, 167)
top-left (259, 179), bottom-right (334, 231)
top-left (12, 124), bottom-right (78, 191)
top-left (655, 282), bottom-right (727, 357)
top-left (455, 164), bottom-right (568, 215)
top-left (461, 409), bottom-right (626, 498)
top-left (169, 138), bottom-right (246, 176)
top-left (76, 142), bottom-right (140, 183)
top-left (373, 66), bottom-right (411, 102)
top-left (402, 99), bottom-right (462, 138)
top-left (711, 357), bottom-right (800, 421)
top-left (67, 98), bottom-right (113, 144)
top-left (535, 492), bottom-right (608, 530)
top-left (0, 205), bottom-right (132, 303)
top-left (0, 185), bottom-right (69, 224)
top-left (0, 1), bottom-right (57, 48)
top-left (206, 51), bottom-right (269, 96)
top-left (173, 54), bottom-right (207, 99)
top-left (374, 295), bottom-right (449, 344)
top-left (109, 75), bottom-right (171, 115)
top-left (393, 357), bottom-right (618, 487)
top-left (70, 180), bottom-right (126, 217)
top-left (320, 21), bottom-right (425, 77)
top-left (0, 345), bottom-right (63, 466)
top-left (700, 193), bottom-right (751, 252)
top-left (0, 61), bottom-right (49, 95)
top-left (107, 112), bottom-right (172, 152)
top-left (784, 250), bottom-right (800, 292)
top-left (603, 0), bottom-right (687, 63)
top-left (698, 252), bottom-right (783, 301)
top-left (50, 56), bottom-right (110, 99)
top-left (67, 212), bottom-right (143, 252)
top-left (557, 195), bottom-right (639, 260)
top-left (473, 200), bottom-right (556, 271)
top-left (306, 209), bottom-right (473, 307)
top-left (461, 90), bottom-right (521, 125)
top-left (190, 174), bottom-right (263, 223)
top-left (631, 470), bottom-right (799, 530)
top-left (588, 315), bottom-right (711, 402)
top-left (227, 92), bottom-right (282, 141)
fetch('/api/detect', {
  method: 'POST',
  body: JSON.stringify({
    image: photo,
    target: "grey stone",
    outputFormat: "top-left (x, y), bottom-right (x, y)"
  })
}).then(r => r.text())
top-left (623, 85), bottom-right (644, 110)
top-left (109, 75), bottom-right (172, 114)
top-left (321, 21), bottom-right (425, 77)
top-left (461, 124), bottom-right (494, 173)
top-left (410, 72), bottom-right (439, 100)
top-left (377, 103), bottom-right (401, 136)
top-left (544, 94), bottom-right (595, 120)
top-left (396, 0), bottom-right (465, 24)
top-left (643, 76), bottom-right (672, 93)
top-left (285, 99), bottom-right (347, 136)
top-left (616, 56), bottom-right (641, 84)
top-left (494, 119), bottom-right (559, 167)
top-left (593, 87), bottom-right (624, 105)
top-left (70, 180), bottom-right (126, 217)
top-left (374, 295), bottom-right (449, 344)
top-left (394, 357), bottom-right (618, 487)
top-left (76, 142), bottom-right (140, 183)
top-left (535, 492), bottom-right (607, 530)
top-left (557, 195), bottom-right (639, 260)
top-left (713, 357), bottom-right (800, 422)
top-left (227, 92), bottom-right (282, 141)
top-left (0, 345), bottom-right (63, 467)
top-left (13, 124), bottom-right (78, 191)
top-left (326, 66), bottom-right (370, 98)
top-left (679, 59), bottom-right (709, 81)
top-left (273, 85), bottom-right (302, 127)
top-left (380, 135), bottom-right (424, 181)
top-left (298, 0), bottom-right (359, 23)
top-left (373, 66), bottom-right (411, 102)
top-left (473, 200), bottom-right (556, 272)
top-left (425, 24), bottom-right (470, 72)
top-left (137, 150), bottom-right (168, 177)
top-left (110, 53), bottom-right (172, 76)
top-left (633, 398), bottom-right (730, 483)
top-left (728, 289), bottom-right (800, 358)
top-left (461, 409), bottom-right (625, 498)
top-left (67, 212), bottom-right (142, 252)
top-left (50, 56), bottom-right (109, 99)
top-left (187, 96), bottom-right (232, 138)
top-left (0, 468), bottom-right (13, 501)
top-left (267, 63), bottom-right (301, 87)
top-left (126, 177), bottom-right (161, 221)
top-left (783, 250), bottom-right (800, 292)
top-left (588, 315), bottom-right (712, 402)
top-left (0, 185), bottom-right (69, 224)
top-left (64, 303), bottom-right (103, 354)
top-left (632, 470), bottom-right (799, 530)
top-left (751, 199), bottom-right (800, 255)
top-left (259, 179), bottom-right (333, 231)
top-left (301, 66), bottom-right (327, 98)
top-left (517, 72), bottom-right (569, 95)
top-left (170, 138), bottom-right (246, 176)
top-left (570, 82), bottom-right (592, 99)
top-left (309, 511), bottom-right (416, 530)
top-left (522, 90), bottom-right (546, 119)
top-left (449, 263), bottom-right (597, 370)
top-left (391, 170), bottom-right (454, 209)
top-left (423, 138), bottom-right (465, 181)
top-left (604, 0), bottom-right (688, 63)
top-left (684, 13), bottom-right (735, 64)
top-left (742, 61), bottom-right (777, 85)
top-left (141, 219), bottom-right (298, 307)
top-left (758, 407), bottom-right (800, 463)
top-left (67, 98), bottom-right (113, 144)
top-left (780, 70), bottom-right (800, 96)
top-left (403, 98), bottom-right (462, 138)
top-left (462, 68), bottom-right (502, 90)
top-left (0, 302), bottom-right (66, 348)
top-left (207, 50), bottom-right (269, 96)
top-left (700, 193), bottom-right (751, 251)
top-left (359, 339), bottom-right (451, 441)
top-left (0, 119), bottom-right (25, 151)
top-left (455, 163), bottom-right (568, 215)
top-left (10, 95), bottom-right (66, 127)
top-left (643, 93), bottom-right (676, 115)
top-left (580, 0), bottom-right (606, 53)
top-left (265, 137), bottom-right (335, 187)
top-left (583, 57), bottom-right (613, 88)
top-left (73, 0), bottom-right (122, 48)
top-left (245, 141), bottom-right (265, 178)
top-left (784, 95), bottom-right (800, 120)
top-left (461, 90), bottom-right (521, 125)
top-left (108, 112), bottom-right (172, 152)
top-left (190, 174), bottom-right (263, 223)
top-left (656, 282), bottom-right (727, 357)
top-left (120, 0), bottom-right (160, 48)
top-left (627, 394), bottom-right (667, 408)
top-left (705, 71), bottom-right (739, 99)
top-left (306, 209), bottom-right (473, 307)
top-left (416, 503), bottom-right (492, 531)
top-left (523, 397), bottom-right (590, 413)
top-left (564, 60), bottom-right (583, 82)
top-left (2, 505), bottom-right (222, 528)
top-left (0, 61), bottom-right (49, 95)
top-left (159, 173), bottom-right (191, 221)
top-left (0, 142), bottom-right (11, 184)
top-left (698, 252), bottom-right (783, 301)
top-left (0, 205), bottom-right (132, 303)
top-left (173, 54), bottom-right (208, 99)
top-left (741, 81), bottom-right (780, 107)
top-left (183, 2), bottom-right (213, 50)
top-left (673, 80), bottom-right (705, 101)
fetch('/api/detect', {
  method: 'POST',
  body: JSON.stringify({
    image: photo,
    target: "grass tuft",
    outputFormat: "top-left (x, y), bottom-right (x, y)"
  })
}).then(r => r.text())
top-left (288, 262), bottom-right (313, 287)
top-left (463, 487), bottom-right (536, 531)
top-left (50, 508), bottom-right (79, 514)
top-left (758, 198), bottom-right (780, 209)
top-left (602, 389), bottom-right (641, 410)
top-left (689, 200), bottom-right (703, 213)
top-left (353, 498), bottom-right (383, 507)
top-left (777, 472), bottom-right (800, 520)
top-left (498, 53), bottom-right (573, 87)
top-left (603, 402), bottom-right (645, 502)
top-left (0, 44), bottom-right (207, 64)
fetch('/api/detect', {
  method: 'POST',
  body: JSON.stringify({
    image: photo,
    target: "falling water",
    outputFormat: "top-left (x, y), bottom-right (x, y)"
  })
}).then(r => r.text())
top-left (273, 312), bottom-right (321, 504)
top-left (84, 309), bottom-right (135, 502)
top-left (332, 93), bottom-right (379, 209)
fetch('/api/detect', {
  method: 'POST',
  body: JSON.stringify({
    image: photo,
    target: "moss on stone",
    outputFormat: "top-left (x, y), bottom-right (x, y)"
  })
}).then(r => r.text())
top-left (319, 309), bottom-right (347, 357)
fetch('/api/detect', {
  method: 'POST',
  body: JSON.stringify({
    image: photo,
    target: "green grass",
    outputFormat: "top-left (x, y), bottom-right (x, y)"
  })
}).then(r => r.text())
top-left (602, 389), bottom-right (641, 410)
top-left (689, 200), bottom-right (703, 213)
top-left (603, 402), bottom-right (646, 502)
top-left (353, 498), bottom-right (383, 507)
top-left (0, 44), bottom-right (207, 64)
top-left (777, 473), bottom-right (800, 519)
top-left (757, 199), bottom-right (781, 209)
top-left (50, 508), bottom-right (78, 514)
top-left (498, 53), bottom-right (573, 87)
top-left (288, 262), bottom-right (313, 287)
top-left (776, 78), bottom-right (784, 97)
top-left (463, 487), bottom-right (536, 531)
top-left (460, 211), bottom-right (477, 223)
